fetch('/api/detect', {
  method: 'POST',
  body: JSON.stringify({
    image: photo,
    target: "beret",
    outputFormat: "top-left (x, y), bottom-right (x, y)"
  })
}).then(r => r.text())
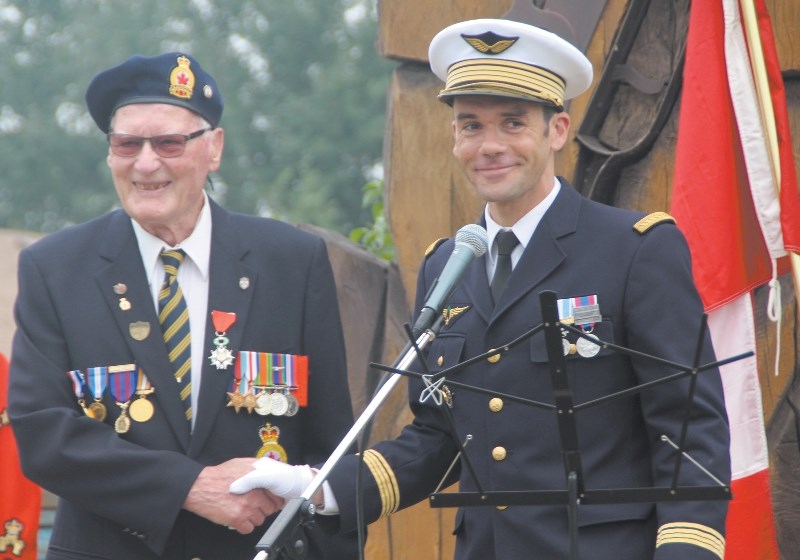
top-left (85, 52), bottom-right (223, 133)
top-left (429, 19), bottom-right (593, 108)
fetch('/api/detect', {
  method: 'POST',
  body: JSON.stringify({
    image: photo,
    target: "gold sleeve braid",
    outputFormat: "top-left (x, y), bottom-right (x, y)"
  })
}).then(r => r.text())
top-left (655, 522), bottom-right (725, 559)
top-left (362, 449), bottom-right (401, 518)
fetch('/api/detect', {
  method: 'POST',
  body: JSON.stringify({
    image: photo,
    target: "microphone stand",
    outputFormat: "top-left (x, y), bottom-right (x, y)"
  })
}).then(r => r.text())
top-left (253, 318), bottom-right (444, 559)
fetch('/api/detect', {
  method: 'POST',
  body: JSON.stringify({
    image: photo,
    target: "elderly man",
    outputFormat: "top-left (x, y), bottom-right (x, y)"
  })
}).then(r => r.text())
top-left (232, 19), bottom-right (731, 560)
top-left (9, 52), bottom-right (358, 559)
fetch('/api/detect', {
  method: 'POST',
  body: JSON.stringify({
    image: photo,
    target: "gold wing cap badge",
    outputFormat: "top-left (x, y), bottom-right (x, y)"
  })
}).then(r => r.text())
top-left (633, 212), bottom-right (675, 234)
top-left (462, 32), bottom-right (519, 54)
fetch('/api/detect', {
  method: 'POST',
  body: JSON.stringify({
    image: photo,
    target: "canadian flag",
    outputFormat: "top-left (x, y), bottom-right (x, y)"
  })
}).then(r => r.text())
top-left (0, 352), bottom-right (41, 560)
top-left (670, 0), bottom-right (800, 558)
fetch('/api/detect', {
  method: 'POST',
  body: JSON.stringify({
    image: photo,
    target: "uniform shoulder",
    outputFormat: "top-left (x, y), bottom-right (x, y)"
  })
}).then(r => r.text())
top-left (632, 211), bottom-right (676, 234)
top-left (423, 237), bottom-right (449, 258)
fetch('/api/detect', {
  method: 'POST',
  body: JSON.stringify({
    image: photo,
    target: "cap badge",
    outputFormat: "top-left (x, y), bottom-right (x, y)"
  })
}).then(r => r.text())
top-left (169, 55), bottom-right (195, 100)
top-left (461, 32), bottom-right (518, 55)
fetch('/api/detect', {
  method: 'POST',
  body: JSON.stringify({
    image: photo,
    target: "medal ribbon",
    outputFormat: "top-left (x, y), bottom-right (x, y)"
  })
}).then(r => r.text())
top-left (571, 295), bottom-right (601, 329)
top-left (556, 298), bottom-right (574, 324)
top-left (86, 366), bottom-right (108, 400)
top-left (136, 368), bottom-right (152, 392)
top-left (211, 310), bottom-right (237, 333)
top-left (109, 366), bottom-right (137, 403)
top-left (236, 351), bottom-right (258, 395)
top-left (67, 369), bottom-right (86, 399)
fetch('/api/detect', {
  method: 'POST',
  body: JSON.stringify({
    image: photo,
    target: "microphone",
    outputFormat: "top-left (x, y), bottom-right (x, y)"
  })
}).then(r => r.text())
top-left (412, 224), bottom-right (488, 336)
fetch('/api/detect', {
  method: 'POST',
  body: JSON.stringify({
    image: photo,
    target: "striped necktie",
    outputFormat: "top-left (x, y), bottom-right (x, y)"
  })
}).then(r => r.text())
top-left (159, 249), bottom-right (192, 422)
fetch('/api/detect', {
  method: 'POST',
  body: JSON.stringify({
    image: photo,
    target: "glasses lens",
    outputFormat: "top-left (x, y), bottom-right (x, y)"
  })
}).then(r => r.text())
top-left (109, 135), bottom-right (145, 157)
top-left (152, 134), bottom-right (187, 157)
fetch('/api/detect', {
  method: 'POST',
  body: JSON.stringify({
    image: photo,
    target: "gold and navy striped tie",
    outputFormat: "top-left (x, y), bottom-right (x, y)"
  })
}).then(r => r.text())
top-left (159, 250), bottom-right (192, 422)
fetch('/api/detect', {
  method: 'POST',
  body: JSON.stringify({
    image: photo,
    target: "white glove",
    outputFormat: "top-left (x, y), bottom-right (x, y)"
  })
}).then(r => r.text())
top-left (229, 457), bottom-right (314, 499)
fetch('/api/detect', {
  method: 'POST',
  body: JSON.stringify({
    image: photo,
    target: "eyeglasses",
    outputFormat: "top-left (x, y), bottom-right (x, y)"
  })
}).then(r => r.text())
top-left (107, 128), bottom-right (211, 158)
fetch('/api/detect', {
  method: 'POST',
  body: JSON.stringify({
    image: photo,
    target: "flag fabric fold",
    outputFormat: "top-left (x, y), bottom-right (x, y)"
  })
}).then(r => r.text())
top-left (670, 0), bottom-right (800, 558)
top-left (0, 352), bottom-right (41, 560)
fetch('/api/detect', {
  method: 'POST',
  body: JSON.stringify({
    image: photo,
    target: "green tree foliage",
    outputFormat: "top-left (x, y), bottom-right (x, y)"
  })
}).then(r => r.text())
top-left (0, 0), bottom-right (392, 233)
top-left (349, 179), bottom-right (395, 262)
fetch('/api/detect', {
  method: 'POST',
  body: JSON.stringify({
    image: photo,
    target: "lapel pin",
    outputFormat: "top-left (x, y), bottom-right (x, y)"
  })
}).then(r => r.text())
top-left (239, 277), bottom-right (250, 290)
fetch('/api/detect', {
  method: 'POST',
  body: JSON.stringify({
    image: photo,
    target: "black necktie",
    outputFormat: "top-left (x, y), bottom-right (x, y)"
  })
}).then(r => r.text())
top-left (491, 230), bottom-right (519, 302)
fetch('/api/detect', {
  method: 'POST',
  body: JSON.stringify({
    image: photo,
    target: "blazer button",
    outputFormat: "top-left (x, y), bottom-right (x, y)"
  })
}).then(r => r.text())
top-left (488, 397), bottom-right (504, 412)
top-left (487, 349), bottom-right (501, 363)
top-left (496, 505), bottom-right (508, 510)
top-left (492, 446), bottom-right (507, 461)
top-left (437, 355), bottom-right (444, 367)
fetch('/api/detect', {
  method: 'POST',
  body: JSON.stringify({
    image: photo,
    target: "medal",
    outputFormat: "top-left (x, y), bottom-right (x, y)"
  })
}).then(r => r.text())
top-left (243, 392), bottom-right (258, 414)
top-left (256, 423), bottom-right (288, 462)
top-left (109, 365), bottom-right (136, 434)
top-left (67, 369), bottom-right (94, 418)
top-left (129, 397), bottom-right (154, 423)
top-left (576, 333), bottom-right (601, 357)
top-left (269, 390), bottom-right (289, 416)
top-left (284, 390), bottom-right (299, 417)
top-left (129, 369), bottom-right (155, 423)
top-left (254, 390), bottom-right (272, 416)
top-left (208, 310), bottom-right (236, 370)
top-left (86, 366), bottom-right (108, 422)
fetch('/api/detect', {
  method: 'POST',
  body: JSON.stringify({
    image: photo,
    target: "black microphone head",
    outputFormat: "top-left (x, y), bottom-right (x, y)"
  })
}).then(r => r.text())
top-left (454, 224), bottom-right (488, 257)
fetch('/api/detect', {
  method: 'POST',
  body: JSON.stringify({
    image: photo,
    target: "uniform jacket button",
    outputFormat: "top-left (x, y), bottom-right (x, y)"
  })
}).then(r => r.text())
top-left (492, 446), bottom-right (507, 461)
top-left (489, 397), bottom-right (503, 412)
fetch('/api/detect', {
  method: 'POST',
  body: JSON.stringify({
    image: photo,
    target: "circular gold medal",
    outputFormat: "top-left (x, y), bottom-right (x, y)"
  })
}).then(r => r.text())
top-left (88, 401), bottom-right (107, 422)
top-left (129, 397), bottom-right (155, 422)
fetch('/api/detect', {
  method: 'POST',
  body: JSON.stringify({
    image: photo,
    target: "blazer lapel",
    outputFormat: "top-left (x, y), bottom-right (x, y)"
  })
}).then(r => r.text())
top-left (189, 203), bottom-right (257, 455)
top-left (490, 183), bottom-right (582, 323)
top-left (95, 211), bottom-right (192, 448)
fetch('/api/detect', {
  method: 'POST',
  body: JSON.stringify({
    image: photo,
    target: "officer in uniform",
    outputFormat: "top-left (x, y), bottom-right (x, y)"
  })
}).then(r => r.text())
top-left (231, 19), bottom-right (731, 560)
top-left (8, 52), bottom-right (358, 559)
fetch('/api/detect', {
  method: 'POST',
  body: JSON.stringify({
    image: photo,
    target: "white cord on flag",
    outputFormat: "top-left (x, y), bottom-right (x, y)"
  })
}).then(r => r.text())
top-left (766, 259), bottom-right (781, 376)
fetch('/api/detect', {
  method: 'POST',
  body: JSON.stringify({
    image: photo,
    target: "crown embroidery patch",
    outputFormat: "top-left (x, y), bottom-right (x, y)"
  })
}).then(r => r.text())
top-left (169, 55), bottom-right (195, 99)
top-left (461, 31), bottom-right (518, 54)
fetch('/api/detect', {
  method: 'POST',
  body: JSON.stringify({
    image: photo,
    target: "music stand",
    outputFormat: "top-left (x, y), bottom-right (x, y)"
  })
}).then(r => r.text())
top-left (253, 290), bottom-right (741, 559)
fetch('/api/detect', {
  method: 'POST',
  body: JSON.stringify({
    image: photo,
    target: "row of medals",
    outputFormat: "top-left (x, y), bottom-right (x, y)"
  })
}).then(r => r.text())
top-left (561, 329), bottom-right (601, 358)
top-left (228, 386), bottom-right (300, 417)
top-left (79, 389), bottom-right (155, 434)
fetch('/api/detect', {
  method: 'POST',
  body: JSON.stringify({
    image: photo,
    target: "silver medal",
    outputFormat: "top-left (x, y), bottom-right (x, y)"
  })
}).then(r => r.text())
top-left (269, 392), bottom-right (289, 416)
top-left (576, 333), bottom-right (601, 357)
top-left (254, 391), bottom-right (272, 416)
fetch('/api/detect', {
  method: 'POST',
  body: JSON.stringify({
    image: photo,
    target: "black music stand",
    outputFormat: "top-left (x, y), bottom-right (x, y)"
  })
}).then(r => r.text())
top-left (254, 290), bottom-right (742, 559)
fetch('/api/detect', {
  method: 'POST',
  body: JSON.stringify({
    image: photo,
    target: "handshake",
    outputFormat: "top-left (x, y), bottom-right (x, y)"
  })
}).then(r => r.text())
top-left (230, 457), bottom-right (316, 501)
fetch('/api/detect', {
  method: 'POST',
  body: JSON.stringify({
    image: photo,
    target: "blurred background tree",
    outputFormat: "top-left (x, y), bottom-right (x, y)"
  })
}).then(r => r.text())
top-left (0, 0), bottom-right (392, 234)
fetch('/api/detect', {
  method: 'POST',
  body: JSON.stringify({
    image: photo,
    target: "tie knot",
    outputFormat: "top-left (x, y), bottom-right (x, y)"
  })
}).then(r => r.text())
top-left (495, 230), bottom-right (519, 257)
top-left (160, 249), bottom-right (186, 279)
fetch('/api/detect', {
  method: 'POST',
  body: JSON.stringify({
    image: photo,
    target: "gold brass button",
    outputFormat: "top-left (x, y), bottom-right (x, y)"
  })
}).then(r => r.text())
top-left (489, 397), bottom-right (504, 412)
top-left (492, 446), bottom-right (507, 461)
top-left (487, 350), bottom-right (501, 363)
top-left (496, 505), bottom-right (508, 510)
top-left (437, 355), bottom-right (444, 367)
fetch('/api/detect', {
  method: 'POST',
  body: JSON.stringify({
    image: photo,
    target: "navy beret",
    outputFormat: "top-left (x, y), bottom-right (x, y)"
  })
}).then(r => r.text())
top-left (85, 52), bottom-right (223, 133)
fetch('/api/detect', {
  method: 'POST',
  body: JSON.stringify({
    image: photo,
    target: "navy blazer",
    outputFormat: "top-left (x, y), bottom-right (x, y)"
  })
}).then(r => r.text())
top-left (9, 199), bottom-right (358, 560)
top-left (328, 180), bottom-right (730, 560)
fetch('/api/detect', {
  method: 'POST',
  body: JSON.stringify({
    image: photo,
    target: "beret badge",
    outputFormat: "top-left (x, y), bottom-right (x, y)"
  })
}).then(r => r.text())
top-left (461, 31), bottom-right (518, 55)
top-left (168, 55), bottom-right (195, 100)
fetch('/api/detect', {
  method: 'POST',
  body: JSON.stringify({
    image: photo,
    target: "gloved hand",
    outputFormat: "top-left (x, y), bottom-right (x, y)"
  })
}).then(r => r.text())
top-left (229, 457), bottom-right (314, 499)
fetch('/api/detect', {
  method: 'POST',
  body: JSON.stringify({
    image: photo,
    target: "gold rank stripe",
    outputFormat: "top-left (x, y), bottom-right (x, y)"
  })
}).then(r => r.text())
top-left (362, 449), bottom-right (400, 518)
top-left (444, 59), bottom-right (565, 107)
top-left (656, 522), bottom-right (725, 559)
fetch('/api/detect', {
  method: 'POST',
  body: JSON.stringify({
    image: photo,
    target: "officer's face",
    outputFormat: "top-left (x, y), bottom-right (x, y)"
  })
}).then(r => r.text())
top-left (451, 96), bottom-right (569, 225)
top-left (107, 103), bottom-right (224, 245)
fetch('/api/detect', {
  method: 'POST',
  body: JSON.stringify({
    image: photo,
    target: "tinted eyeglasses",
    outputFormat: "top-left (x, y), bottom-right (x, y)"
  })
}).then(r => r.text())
top-left (107, 128), bottom-right (211, 158)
